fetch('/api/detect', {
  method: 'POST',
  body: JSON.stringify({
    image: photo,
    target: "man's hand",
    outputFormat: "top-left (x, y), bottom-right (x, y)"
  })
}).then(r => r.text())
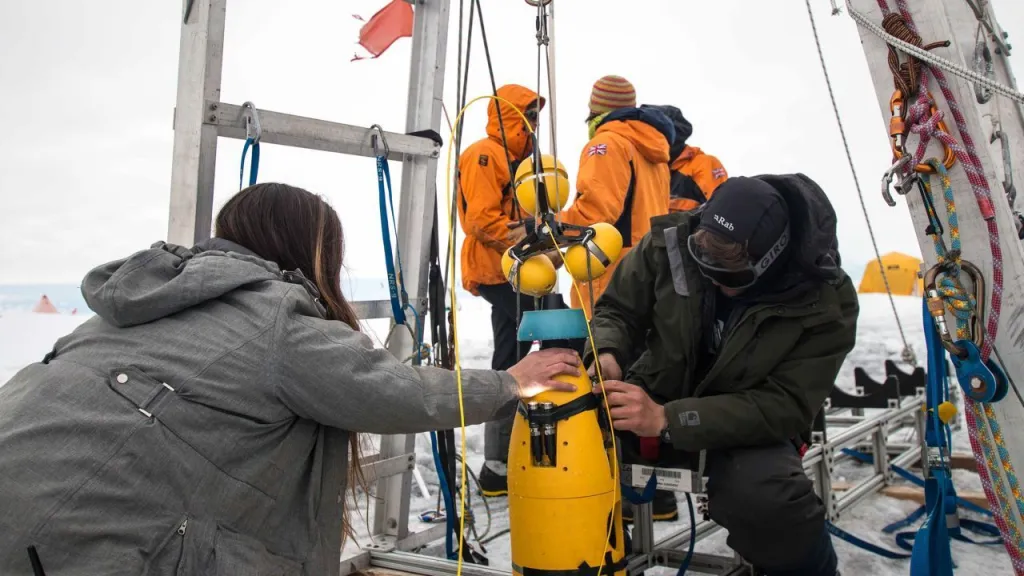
top-left (545, 249), bottom-right (564, 270)
top-left (597, 380), bottom-right (667, 437)
top-left (508, 223), bottom-right (528, 245)
top-left (587, 352), bottom-right (622, 381)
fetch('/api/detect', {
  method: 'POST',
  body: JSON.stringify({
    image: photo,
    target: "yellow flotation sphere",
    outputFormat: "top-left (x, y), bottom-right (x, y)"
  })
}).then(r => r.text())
top-left (937, 401), bottom-right (957, 424)
top-left (563, 222), bottom-right (624, 282)
top-left (514, 154), bottom-right (571, 214)
top-left (502, 249), bottom-right (558, 297)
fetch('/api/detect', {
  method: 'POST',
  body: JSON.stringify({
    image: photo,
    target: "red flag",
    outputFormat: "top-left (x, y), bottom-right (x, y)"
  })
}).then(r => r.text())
top-left (352, 0), bottom-right (414, 62)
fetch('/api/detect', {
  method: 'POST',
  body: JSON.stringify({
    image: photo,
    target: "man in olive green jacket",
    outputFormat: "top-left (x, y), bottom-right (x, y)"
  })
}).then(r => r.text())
top-left (587, 174), bottom-right (858, 576)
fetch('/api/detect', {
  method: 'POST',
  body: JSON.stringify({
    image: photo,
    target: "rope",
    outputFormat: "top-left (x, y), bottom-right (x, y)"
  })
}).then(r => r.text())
top-left (880, 12), bottom-right (951, 98)
top-left (804, 0), bottom-right (916, 365)
top-left (845, 2), bottom-right (1024, 104)
top-left (864, 0), bottom-right (1005, 362)
top-left (919, 158), bottom-right (1024, 572)
top-left (854, 1), bottom-right (1022, 568)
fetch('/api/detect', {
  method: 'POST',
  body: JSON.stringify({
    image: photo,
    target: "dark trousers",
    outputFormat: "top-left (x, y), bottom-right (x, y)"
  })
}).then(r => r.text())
top-left (476, 283), bottom-right (585, 463)
top-left (621, 437), bottom-right (837, 575)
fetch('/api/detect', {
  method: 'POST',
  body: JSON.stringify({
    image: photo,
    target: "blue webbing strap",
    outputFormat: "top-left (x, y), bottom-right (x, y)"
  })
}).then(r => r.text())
top-left (377, 155), bottom-right (408, 325)
top-left (239, 137), bottom-right (259, 190)
top-left (840, 448), bottom-right (992, 518)
top-left (826, 520), bottom-right (912, 559)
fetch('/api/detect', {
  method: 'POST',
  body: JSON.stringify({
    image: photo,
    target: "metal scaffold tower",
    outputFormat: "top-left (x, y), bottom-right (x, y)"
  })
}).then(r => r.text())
top-left (167, 0), bottom-right (452, 557)
top-left (167, 0), bottom-right (1024, 574)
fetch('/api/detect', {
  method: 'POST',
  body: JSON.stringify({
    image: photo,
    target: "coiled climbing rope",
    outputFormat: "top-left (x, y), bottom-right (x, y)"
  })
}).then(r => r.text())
top-left (842, 0), bottom-right (1024, 569)
top-left (920, 158), bottom-right (1024, 572)
top-left (844, 0), bottom-right (1024, 104)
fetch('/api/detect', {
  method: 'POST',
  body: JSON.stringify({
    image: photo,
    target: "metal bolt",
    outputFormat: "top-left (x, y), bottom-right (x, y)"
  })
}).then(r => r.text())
top-left (116, 373), bottom-right (128, 384)
top-left (209, 103), bottom-right (218, 111)
top-left (971, 377), bottom-right (984, 390)
top-left (208, 115), bottom-right (217, 122)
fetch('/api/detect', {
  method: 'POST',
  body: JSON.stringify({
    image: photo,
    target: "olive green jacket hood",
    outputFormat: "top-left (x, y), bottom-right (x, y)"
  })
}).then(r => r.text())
top-left (587, 174), bottom-right (859, 452)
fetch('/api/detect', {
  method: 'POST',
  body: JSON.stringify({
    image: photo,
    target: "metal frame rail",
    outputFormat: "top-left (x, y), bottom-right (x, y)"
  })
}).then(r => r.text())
top-left (168, 0), bottom-right (451, 553)
top-left (353, 396), bottom-right (928, 576)
top-left (170, 3), bottom-right (935, 574)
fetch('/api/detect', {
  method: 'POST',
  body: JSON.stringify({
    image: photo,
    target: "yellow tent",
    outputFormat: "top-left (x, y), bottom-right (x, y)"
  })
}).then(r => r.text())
top-left (858, 252), bottom-right (924, 296)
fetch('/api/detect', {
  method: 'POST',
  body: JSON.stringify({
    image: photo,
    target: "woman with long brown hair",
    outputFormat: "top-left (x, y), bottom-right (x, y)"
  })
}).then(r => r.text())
top-left (0, 183), bottom-right (580, 576)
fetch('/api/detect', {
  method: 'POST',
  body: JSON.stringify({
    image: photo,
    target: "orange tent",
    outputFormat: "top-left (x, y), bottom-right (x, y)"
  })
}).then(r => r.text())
top-left (858, 252), bottom-right (924, 296)
top-left (32, 295), bottom-right (59, 314)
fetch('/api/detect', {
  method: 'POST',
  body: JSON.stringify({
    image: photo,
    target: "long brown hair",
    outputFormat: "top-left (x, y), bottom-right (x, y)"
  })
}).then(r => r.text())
top-left (214, 182), bottom-right (365, 543)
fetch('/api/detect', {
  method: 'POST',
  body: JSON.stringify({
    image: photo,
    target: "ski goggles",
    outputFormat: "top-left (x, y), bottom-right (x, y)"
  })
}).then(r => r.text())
top-left (686, 224), bottom-right (791, 290)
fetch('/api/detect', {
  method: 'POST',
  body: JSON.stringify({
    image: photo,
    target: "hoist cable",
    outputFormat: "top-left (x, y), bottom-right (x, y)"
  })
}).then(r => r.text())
top-left (804, 0), bottom-right (916, 365)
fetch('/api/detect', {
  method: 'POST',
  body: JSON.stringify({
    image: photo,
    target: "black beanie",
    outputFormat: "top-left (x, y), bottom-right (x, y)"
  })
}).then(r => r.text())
top-left (697, 176), bottom-right (789, 261)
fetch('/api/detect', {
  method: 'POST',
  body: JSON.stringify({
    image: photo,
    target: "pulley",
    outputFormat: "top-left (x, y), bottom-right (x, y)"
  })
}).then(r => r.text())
top-left (563, 222), bottom-right (623, 282)
top-left (502, 249), bottom-right (557, 297)
top-left (923, 260), bottom-right (1009, 403)
top-left (514, 154), bottom-right (570, 214)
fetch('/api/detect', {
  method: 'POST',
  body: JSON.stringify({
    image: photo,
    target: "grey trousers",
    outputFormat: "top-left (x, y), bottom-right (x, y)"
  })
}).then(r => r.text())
top-left (484, 416), bottom-right (515, 462)
top-left (622, 437), bottom-right (836, 575)
top-left (705, 442), bottom-right (836, 574)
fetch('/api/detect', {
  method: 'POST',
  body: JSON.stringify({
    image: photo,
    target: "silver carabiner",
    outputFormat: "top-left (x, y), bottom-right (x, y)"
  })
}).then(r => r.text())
top-left (369, 124), bottom-right (390, 158)
top-left (990, 123), bottom-right (1016, 207)
top-left (241, 101), bottom-right (262, 143)
top-left (881, 156), bottom-right (913, 207)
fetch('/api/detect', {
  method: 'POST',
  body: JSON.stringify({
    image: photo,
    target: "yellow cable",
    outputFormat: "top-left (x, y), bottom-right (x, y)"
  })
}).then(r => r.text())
top-left (545, 230), bottom-right (619, 576)
top-left (444, 95), bottom-right (619, 576)
top-left (443, 94), bottom-right (534, 576)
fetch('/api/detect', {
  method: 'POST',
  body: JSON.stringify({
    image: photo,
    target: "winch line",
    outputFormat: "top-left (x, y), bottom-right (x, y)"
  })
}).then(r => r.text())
top-left (445, 94), bottom-right (622, 576)
top-left (803, 0), bottom-right (916, 365)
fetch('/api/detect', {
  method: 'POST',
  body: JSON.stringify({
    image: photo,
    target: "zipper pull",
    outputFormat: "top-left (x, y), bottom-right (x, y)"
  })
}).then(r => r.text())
top-left (177, 519), bottom-right (188, 536)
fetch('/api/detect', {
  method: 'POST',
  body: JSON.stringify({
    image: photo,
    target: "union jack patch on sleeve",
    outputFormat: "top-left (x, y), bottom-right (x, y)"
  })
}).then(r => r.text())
top-left (712, 167), bottom-right (726, 179)
top-left (587, 144), bottom-right (608, 157)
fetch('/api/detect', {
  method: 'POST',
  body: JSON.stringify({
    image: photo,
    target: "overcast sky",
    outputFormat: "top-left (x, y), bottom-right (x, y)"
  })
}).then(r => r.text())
top-left (1, 0), bottom-right (1021, 285)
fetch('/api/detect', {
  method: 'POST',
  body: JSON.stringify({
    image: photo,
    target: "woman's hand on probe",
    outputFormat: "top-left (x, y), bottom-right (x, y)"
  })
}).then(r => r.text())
top-left (508, 349), bottom-right (581, 398)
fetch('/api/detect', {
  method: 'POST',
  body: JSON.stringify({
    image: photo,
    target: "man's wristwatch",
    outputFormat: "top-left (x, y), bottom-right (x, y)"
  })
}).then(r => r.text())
top-left (659, 423), bottom-right (672, 444)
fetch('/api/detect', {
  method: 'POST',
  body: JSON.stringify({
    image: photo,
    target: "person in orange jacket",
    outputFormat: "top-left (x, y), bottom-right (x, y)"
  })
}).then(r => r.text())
top-left (557, 76), bottom-right (675, 317)
top-left (642, 104), bottom-right (728, 213)
top-left (457, 83), bottom-right (579, 497)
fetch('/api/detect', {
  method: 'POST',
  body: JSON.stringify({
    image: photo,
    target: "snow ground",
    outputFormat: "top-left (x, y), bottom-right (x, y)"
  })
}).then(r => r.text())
top-left (0, 294), bottom-right (1013, 575)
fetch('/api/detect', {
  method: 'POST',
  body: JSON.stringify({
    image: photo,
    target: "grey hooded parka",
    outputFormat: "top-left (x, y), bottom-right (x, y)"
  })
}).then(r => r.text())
top-left (0, 239), bottom-right (519, 576)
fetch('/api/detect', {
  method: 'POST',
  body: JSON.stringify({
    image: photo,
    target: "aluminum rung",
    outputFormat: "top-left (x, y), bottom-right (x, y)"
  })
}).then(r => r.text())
top-left (204, 101), bottom-right (440, 160)
top-left (369, 549), bottom-right (512, 576)
top-left (655, 549), bottom-right (750, 575)
top-left (360, 452), bottom-right (415, 484)
top-left (352, 299), bottom-right (399, 320)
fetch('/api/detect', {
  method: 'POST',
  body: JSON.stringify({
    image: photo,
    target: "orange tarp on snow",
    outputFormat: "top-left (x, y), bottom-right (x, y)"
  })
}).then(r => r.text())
top-left (32, 295), bottom-right (59, 314)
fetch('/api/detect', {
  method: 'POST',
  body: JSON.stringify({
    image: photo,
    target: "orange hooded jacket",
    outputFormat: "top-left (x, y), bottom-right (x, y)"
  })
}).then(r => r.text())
top-left (642, 105), bottom-right (728, 213)
top-left (669, 146), bottom-right (728, 213)
top-left (458, 85), bottom-right (544, 295)
top-left (559, 107), bottom-right (674, 317)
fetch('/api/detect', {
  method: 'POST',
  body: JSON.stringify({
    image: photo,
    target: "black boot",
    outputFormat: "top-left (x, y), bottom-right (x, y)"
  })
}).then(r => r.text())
top-left (477, 464), bottom-right (508, 497)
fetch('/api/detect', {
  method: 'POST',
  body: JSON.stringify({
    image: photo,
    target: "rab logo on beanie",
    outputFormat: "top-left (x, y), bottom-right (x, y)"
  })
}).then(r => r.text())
top-left (713, 214), bottom-right (734, 231)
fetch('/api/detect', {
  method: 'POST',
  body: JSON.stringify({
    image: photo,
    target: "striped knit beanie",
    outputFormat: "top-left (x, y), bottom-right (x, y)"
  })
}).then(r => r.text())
top-left (589, 75), bottom-right (636, 116)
